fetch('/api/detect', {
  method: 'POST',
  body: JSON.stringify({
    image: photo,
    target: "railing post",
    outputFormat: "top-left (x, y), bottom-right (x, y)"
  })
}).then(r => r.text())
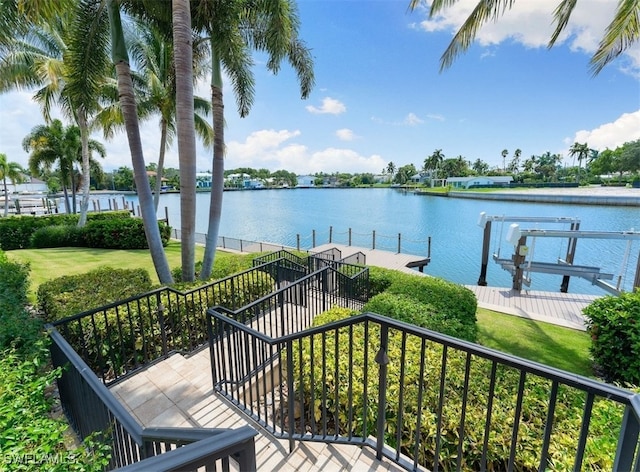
top-left (286, 341), bottom-right (296, 453)
top-left (375, 324), bottom-right (390, 460)
top-left (329, 226), bottom-right (333, 243)
top-left (156, 292), bottom-right (168, 356)
top-left (240, 239), bottom-right (243, 253)
top-left (397, 233), bottom-right (401, 254)
top-left (164, 206), bottom-right (169, 226)
top-left (297, 234), bottom-right (300, 251)
top-left (348, 228), bottom-right (352, 246)
top-left (372, 230), bottom-right (376, 250)
top-left (312, 229), bottom-right (316, 248)
top-left (613, 396), bottom-right (640, 472)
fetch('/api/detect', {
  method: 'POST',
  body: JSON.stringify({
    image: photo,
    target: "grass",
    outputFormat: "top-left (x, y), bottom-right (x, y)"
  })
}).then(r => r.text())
top-left (6, 242), bottom-right (204, 297)
top-left (7, 246), bottom-right (593, 376)
top-left (476, 307), bottom-right (593, 377)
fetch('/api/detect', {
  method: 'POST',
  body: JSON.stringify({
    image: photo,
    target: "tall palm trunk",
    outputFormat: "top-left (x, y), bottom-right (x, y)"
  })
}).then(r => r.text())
top-left (77, 109), bottom-right (91, 226)
top-left (61, 184), bottom-right (71, 214)
top-left (173, 0), bottom-right (196, 282)
top-left (153, 118), bottom-right (169, 212)
top-left (200, 48), bottom-right (224, 280)
top-left (107, 0), bottom-right (173, 284)
top-left (2, 176), bottom-right (8, 217)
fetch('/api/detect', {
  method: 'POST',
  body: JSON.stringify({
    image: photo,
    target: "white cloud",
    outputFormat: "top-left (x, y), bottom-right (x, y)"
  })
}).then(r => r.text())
top-left (404, 113), bottom-right (424, 125)
top-left (415, 0), bottom-right (639, 71)
top-left (566, 110), bottom-right (640, 152)
top-left (336, 128), bottom-right (356, 141)
top-left (306, 97), bottom-right (347, 115)
top-left (225, 129), bottom-right (384, 174)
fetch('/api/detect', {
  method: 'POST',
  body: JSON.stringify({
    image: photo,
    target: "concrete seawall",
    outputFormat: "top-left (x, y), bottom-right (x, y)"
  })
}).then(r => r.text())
top-left (447, 190), bottom-right (640, 206)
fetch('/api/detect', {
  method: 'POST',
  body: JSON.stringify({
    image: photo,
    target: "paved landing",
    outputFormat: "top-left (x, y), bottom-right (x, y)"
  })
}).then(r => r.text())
top-left (110, 350), bottom-right (408, 472)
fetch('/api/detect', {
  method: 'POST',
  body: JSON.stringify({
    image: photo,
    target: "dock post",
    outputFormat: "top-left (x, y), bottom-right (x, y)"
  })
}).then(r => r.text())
top-left (348, 228), bottom-right (352, 246)
top-left (372, 230), bottom-right (376, 250)
top-left (512, 236), bottom-right (527, 291)
top-left (165, 206), bottom-right (169, 225)
top-left (397, 233), bottom-right (401, 254)
top-left (560, 221), bottom-right (580, 293)
top-left (633, 250), bottom-right (640, 292)
top-left (477, 220), bottom-right (491, 286)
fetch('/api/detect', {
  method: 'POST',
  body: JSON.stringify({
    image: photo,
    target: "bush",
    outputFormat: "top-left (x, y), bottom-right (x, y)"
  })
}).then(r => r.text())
top-left (292, 308), bottom-right (623, 471)
top-left (0, 250), bottom-right (41, 355)
top-left (30, 225), bottom-right (86, 248)
top-left (364, 268), bottom-right (477, 342)
top-left (0, 211), bottom-right (131, 250)
top-left (171, 252), bottom-right (258, 285)
top-left (37, 267), bottom-right (153, 323)
top-left (584, 291), bottom-right (640, 385)
top-left (82, 218), bottom-right (170, 249)
top-left (0, 343), bottom-right (110, 471)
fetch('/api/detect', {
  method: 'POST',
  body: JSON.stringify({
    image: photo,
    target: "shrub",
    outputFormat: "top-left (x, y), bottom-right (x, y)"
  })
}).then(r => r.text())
top-left (583, 291), bottom-right (640, 385)
top-left (0, 250), bottom-right (41, 355)
top-left (83, 218), bottom-right (170, 249)
top-left (37, 267), bottom-right (152, 323)
top-left (30, 225), bottom-right (86, 248)
top-left (364, 292), bottom-right (475, 341)
top-left (171, 251), bottom-right (264, 285)
top-left (364, 268), bottom-right (477, 341)
top-left (292, 308), bottom-right (623, 471)
top-left (0, 343), bottom-right (111, 471)
top-left (0, 211), bottom-right (131, 250)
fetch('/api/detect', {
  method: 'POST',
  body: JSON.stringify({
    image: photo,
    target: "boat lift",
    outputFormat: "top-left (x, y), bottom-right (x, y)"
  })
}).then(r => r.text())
top-left (477, 212), bottom-right (640, 295)
top-left (477, 213), bottom-right (581, 292)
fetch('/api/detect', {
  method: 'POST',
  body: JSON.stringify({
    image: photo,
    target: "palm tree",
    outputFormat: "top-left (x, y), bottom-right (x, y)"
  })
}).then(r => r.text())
top-left (386, 161), bottom-right (396, 182)
top-left (23, 120), bottom-right (105, 214)
top-left (127, 20), bottom-right (213, 212)
top-left (0, 2), bottom-right (111, 227)
top-left (424, 149), bottom-right (444, 185)
top-left (569, 142), bottom-right (590, 184)
top-left (0, 153), bottom-right (24, 217)
top-left (193, 0), bottom-right (315, 280)
top-left (106, 0), bottom-right (174, 284)
top-left (501, 149), bottom-right (509, 173)
top-left (408, 0), bottom-right (640, 75)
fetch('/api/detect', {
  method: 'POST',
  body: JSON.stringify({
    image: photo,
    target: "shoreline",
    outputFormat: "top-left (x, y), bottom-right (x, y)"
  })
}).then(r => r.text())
top-left (417, 185), bottom-right (640, 207)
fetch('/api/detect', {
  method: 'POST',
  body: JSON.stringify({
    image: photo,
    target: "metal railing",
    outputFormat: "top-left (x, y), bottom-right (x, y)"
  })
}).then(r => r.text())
top-left (48, 327), bottom-right (258, 471)
top-left (49, 259), bottom-right (284, 386)
top-left (207, 307), bottom-right (640, 471)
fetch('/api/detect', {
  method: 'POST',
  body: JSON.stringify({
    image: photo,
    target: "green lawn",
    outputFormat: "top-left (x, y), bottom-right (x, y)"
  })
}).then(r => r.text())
top-left (6, 242), bottom-right (204, 296)
top-left (476, 308), bottom-right (593, 377)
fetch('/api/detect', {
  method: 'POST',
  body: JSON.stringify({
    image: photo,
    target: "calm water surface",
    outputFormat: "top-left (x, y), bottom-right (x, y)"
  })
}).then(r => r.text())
top-left (123, 188), bottom-right (638, 296)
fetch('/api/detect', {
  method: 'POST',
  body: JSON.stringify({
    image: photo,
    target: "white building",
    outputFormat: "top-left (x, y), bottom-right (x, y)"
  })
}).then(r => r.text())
top-left (446, 176), bottom-right (513, 189)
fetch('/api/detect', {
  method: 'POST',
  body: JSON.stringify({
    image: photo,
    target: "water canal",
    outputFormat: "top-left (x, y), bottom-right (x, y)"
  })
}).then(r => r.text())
top-left (120, 188), bottom-right (637, 296)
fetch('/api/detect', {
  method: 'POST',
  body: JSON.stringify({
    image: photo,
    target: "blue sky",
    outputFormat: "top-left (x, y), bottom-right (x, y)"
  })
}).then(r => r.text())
top-left (1, 0), bottom-right (639, 175)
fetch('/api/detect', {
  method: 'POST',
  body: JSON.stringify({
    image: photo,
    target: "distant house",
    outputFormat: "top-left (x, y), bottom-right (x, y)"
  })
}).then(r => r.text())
top-left (446, 176), bottom-right (513, 189)
top-left (7, 175), bottom-right (48, 194)
top-left (410, 172), bottom-right (432, 184)
top-left (196, 172), bottom-right (213, 189)
top-left (296, 175), bottom-right (315, 188)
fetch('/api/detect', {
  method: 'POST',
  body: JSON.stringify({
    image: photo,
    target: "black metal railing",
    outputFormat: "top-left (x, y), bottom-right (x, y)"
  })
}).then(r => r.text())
top-left (48, 327), bottom-right (258, 471)
top-left (207, 309), bottom-right (640, 471)
top-left (49, 259), bottom-right (286, 386)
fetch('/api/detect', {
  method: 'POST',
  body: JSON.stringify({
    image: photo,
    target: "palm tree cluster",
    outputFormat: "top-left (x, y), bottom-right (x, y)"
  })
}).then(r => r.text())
top-left (0, 0), bottom-right (314, 285)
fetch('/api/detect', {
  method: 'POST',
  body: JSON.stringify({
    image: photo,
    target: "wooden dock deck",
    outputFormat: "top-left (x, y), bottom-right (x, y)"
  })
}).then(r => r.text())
top-left (309, 243), bottom-right (599, 331)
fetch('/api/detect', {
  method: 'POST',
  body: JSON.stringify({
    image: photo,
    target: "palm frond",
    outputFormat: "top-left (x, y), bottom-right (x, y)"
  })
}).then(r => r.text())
top-left (590, 0), bottom-right (640, 74)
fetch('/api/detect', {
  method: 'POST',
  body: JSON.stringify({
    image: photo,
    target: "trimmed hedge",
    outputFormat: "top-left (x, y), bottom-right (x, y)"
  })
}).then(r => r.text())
top-left (364, 267), bottom-right (477, 342)
top-left (82, 218), bottom-right (171, 249)
top-left (37, 267), bottom-right (153, 323)
top-left (0, 250), bottom-right (41, 355)
top-left (584, 291), bottom-right (640, 385)
top-left (30, 225), bottom-right (86, 248)
top-left (171, 252), bottom-right (259, 285)
top-left (0, 211), bottom-right (132, 250)
top-left (292, 307), bottom-right (623, 471)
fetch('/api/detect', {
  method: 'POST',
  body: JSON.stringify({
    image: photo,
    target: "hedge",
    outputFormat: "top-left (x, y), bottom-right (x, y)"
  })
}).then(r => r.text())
top-left (292, 308), bottom-right (623, 471)
top-left (0, 211), bottom-right (131, 250)
top-left (82, 218), bottom-right (171, 249)
top-left (584, 291), bottom-right (640, 385)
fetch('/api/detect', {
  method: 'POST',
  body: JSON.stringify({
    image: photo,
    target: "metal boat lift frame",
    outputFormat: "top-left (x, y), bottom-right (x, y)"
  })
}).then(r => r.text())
top-left (477, 213), bottom-right (640, 295)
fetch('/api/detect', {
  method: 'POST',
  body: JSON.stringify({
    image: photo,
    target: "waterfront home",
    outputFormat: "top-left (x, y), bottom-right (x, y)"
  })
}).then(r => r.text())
top-left (447, 175), bottom-right (513, 189)
top-left (296, 175), bottom-right (316, 187)
top-left (5, 175), bottom-right (48, 194)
